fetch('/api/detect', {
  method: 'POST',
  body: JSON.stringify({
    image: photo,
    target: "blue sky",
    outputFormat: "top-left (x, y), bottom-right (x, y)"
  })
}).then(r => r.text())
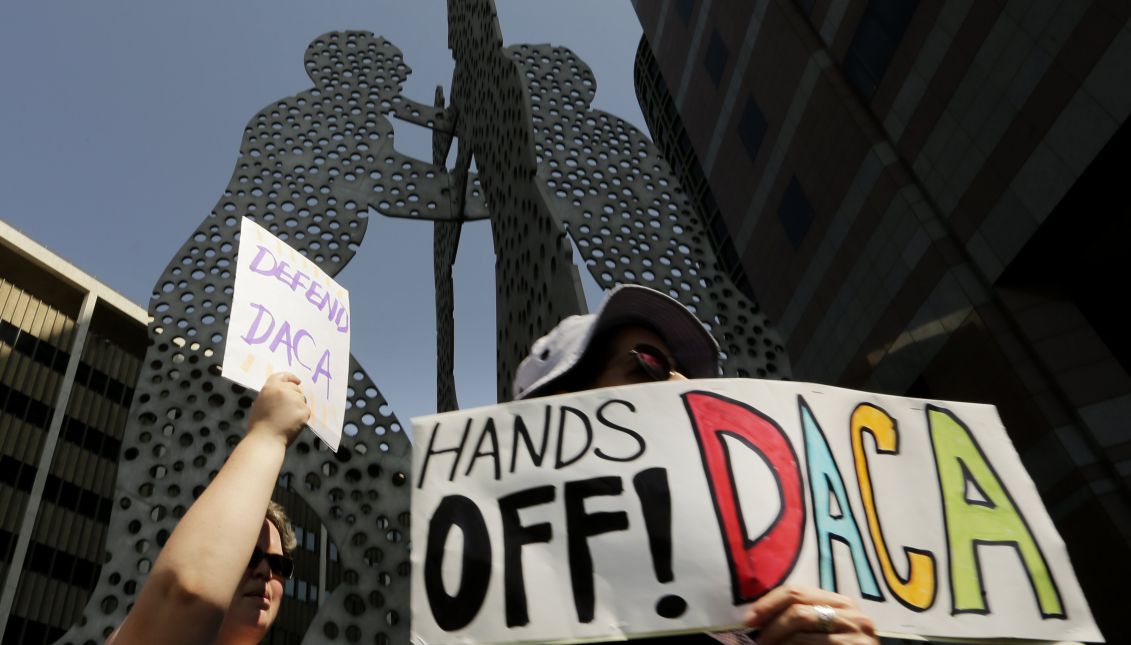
top-left (0, 1), bottom-right (644, 426)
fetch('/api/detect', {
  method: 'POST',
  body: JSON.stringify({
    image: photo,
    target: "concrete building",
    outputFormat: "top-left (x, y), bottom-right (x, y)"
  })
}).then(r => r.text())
top-left (0, 220), bottom-right (337, 644)
top-left (632, 0), bottom-right (1131, 641)
top-left (0, 220), bottom-right (147, 644)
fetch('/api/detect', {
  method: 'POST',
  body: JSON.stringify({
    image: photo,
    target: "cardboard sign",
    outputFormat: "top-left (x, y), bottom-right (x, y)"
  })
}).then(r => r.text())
top-left (410, 378), bottom-right (1101, 644)
top-left (222, 217), bottom-right (349, 451)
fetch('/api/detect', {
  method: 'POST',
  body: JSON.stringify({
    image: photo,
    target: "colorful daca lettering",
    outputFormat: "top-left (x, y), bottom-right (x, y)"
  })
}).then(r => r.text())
top-left (928, 406), bottom-right (1064, 618)
top-left (681, 391), bottom-right (804, 602)
top-left (851, 404), bottom-right (936, 611)
top-left (686, 392), bottom-right (1061, 618)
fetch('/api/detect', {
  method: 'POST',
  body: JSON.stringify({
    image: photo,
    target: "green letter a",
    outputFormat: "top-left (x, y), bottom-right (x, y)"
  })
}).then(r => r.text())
top-left (929, 406), bottom-right (1064, 618)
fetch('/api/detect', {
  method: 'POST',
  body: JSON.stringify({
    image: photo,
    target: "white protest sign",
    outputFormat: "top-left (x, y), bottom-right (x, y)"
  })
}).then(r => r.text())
top-left (410, 378), bottom-right (1101, 644)
top-left (222, 217), bottom-right (349, 451)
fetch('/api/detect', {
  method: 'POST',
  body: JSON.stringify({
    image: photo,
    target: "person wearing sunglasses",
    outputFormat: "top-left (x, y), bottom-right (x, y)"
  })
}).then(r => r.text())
top-left (513, 284), bottom-right (878, 645)
top-left (107, 372), bottom-right (309, 645)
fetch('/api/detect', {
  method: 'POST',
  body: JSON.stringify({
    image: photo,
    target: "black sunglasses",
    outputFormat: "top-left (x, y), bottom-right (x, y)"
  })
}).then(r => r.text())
top-left (630, 344), bottom-right (676, 381)
top-left (249, 547), bottom-right (294, 579)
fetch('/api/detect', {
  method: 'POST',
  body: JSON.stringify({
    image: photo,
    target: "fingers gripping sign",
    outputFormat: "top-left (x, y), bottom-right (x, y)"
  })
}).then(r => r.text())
top-left (248, 372), bottom-right (311, 447)
top-left (745, 585), bottom-right (877, 645)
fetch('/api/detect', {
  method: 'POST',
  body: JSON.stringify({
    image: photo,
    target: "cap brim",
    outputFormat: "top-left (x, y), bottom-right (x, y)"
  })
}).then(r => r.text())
top-left (590, 285), bottom-right (720, 379)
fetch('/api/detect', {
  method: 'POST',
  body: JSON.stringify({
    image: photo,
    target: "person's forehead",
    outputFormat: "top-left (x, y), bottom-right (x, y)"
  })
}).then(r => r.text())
top-left (258, 517), bottom-right (284, 554)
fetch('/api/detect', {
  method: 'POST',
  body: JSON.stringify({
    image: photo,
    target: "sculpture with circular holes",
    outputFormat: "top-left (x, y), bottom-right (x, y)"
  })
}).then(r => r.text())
top-left (513, 41), bottom-right (788, 380)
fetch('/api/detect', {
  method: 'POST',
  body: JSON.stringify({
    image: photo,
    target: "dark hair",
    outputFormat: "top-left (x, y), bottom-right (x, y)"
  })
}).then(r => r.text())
top-left (266, 500), bottom-right (297, 555)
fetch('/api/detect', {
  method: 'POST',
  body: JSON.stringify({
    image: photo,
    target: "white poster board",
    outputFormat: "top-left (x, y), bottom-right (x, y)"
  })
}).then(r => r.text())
top-left (410, 378), bottom-right (1101, 644)
top-left (222, 217), bottom-right (349, 451)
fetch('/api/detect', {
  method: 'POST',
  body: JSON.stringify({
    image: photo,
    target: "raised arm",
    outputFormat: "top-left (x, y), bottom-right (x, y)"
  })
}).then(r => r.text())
top-left (109, 373), bottom-right (309, 645)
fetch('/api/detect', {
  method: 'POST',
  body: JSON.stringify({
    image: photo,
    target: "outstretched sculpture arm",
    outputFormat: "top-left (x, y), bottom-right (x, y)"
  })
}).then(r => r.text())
top-left (353, 143), bottom-right (489, 222)
top-left (108, 374), bottom-right (309, 645)
top-left (389, 95), bottom-right (454, 132)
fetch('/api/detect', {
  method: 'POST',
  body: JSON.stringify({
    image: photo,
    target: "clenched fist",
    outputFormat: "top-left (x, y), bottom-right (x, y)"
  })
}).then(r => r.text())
top-left (247, 372), bottom-right (310, 447)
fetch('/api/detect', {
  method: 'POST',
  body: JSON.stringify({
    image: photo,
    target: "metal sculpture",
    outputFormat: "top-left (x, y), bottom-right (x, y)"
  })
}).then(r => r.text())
top-left (61, 3), bottom-right (788, 643)
top-left (514, 40), bottom-right (786, 379)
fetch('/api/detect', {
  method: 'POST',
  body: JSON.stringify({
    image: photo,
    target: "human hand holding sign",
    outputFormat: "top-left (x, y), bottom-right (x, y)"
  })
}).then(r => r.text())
top-left (745, 584), bottom-right (877, 645)
top-left (248, 372), bottom-right (311, 448)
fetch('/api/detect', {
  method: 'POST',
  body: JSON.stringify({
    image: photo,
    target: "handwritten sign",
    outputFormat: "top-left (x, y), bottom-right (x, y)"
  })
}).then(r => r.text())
top-left (410, 378), bottom-right (1101, 644)
top-left (222, 217), bottom-right (349, 451)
